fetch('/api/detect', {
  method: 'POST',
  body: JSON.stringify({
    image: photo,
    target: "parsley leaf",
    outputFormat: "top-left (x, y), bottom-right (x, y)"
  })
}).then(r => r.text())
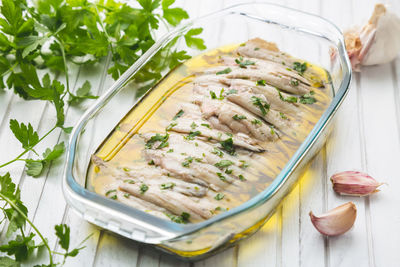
top-left (251, 96), bottom-right (270, 116)
top-left (184, 28), bottom-right (206, 50)
top-left (9, 120), bottom-right (39, 150)
top-left (293, 62), bottom-right (307, 75)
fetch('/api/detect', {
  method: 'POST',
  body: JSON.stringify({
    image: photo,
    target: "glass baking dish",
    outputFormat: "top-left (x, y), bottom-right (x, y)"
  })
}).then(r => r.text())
top-left (62, 2), bottom-right (351, 260)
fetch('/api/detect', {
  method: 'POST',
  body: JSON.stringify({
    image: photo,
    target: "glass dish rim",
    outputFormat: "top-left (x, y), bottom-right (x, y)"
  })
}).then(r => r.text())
top-left (62, 2), bottom-right (352, 242)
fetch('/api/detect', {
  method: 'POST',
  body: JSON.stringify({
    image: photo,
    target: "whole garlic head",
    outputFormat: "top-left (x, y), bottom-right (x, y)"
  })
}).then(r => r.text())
top-left (344, 4), bottom-right (400, 70)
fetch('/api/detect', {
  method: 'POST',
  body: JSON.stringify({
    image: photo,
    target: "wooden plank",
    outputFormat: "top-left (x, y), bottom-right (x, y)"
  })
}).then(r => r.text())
top-left (93, 232), bottom-right (140, 267)
top-left (321, 0), bottom-right (372, 266)
top-left (237, 213), bottom-right (279, 267)
top-left (359, 62), bottom-right (400, 266)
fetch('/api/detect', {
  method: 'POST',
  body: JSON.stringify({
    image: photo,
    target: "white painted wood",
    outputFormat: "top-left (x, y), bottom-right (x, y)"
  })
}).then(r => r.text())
top-left (1, 1), bottom-right (399, 266)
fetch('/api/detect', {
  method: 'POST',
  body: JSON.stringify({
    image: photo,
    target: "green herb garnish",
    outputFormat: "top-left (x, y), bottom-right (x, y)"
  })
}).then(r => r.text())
top-left (190, 122), bottom-right (198, 129)
top-left (214, 193), bottom-right (225, 200)
top-left (232, 114), bottom-right (247, 121)
top-left (166, 122), bottom-right (177, 131)
top-left (256, 79), bottom-right (266, 86)
top-left (161, 182), bottom-right (176, 190)
top-left (214, 160), bottom-right (234, 169)
top-left (166, 212), bottom-right (190, 224)
top-left (290, 79), bottom-right (299, 86)
top-left (201, 123), bottom-right (211, 128)
top-left (185, 131), bottom-right (201, 140)
top-left (277, 88), bottom-right (298, 103)
top-left (220, 138), bottom-right (235, 155)
top-left (140, 184), bottom-right (149, 194)
top-left (293, 62), bottom-right (307, 75)
top-left (216, 172), bottom-right (227, 181)
top-left (182, 156), bottom-right (194, 167)
top-left (235, 57), bottom-right (255, 68)
top-left (212, 148), bottom-right (224, 158)
top-left (216, 67), bottom-right (232, 75)
top-left (251, 119), bottom-right (262, 125)
top-left (251, 96), bottom-right (270, 116)
top-left (299, 91), bottom-right (317, 104)
top-left (173, 110), bottom-right (185, 120)
top-left (145, 133), bottom-right (169, 149)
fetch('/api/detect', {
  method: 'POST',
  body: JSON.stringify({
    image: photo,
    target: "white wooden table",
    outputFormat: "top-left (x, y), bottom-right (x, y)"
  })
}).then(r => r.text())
top-left (1, 0), bottom-right (400, 266)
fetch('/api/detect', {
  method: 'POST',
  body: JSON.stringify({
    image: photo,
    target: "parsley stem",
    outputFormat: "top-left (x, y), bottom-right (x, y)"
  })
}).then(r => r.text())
top-left (0, 191), bottom-right (53, 266)
top-left (0, 62), bottom-right (18, 78)
top-left (57, 40), bottom-right (71, 98)
top-left (0, 125), bottom-right (57, 169)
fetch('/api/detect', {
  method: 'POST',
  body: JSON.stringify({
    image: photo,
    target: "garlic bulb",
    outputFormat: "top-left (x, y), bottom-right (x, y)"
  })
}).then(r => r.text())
top-left (309, 202), bottom-right (357, 236)
top-left (344, 3), bottom-right (400, 71)
top-left (331, 171), bottom-right (383, 196)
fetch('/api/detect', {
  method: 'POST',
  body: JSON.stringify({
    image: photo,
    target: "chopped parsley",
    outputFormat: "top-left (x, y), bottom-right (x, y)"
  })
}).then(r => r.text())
top-left (166, 122), bottom-right (177, 131)
top-left (239, 160), bottom-right (249, 169)
top-left (238, 174), bottom-right (246, 181)
top-left (270, 126), bottom-right (276, 135)
top-left (299, 91), bottom-right (317, 104)
top-left (251, 96), bottom-right (270, 116)
top-left (140, 184), bottom-right (149, 194)
top-left (182, 156), bottom-right (194, 167)
top-left (217, 172), bottom-right (227, 181)
top-left (105, 189), bottom-right (116, 196)
top-left (148, 160), bottom-right (155, 165)
top-left (226, 89), bottom-right (238, 95)
top-left (210, 90), bottom-right (217, 99)
top-left (235, 57), bottom-right (255, 68)
top-left (277, 88), bottom-right (298, 103)
top-left (232, 114), bottom-right (247, 121)
top-left (216, 67), bottom-right (232, 75)
top-left (256, 79), bottom-right (266, 86)
top-left (212, 147), bottom-right (224, 158)
top-left (166, 212), bottom-right (190, 224)
top-left (185, 131), bottom-right (201, 140)
top-left (201, 123), bottom-right (211, 128)
top-left (161, 182), bottom-right (176, 190)
top-left (290, 79), bottom-right (299, 86)
top-left (254, 47), bottom-right (260, 51)
top-left (123, 179), bottom-right (135, 184)
top-left (145, 133), bottom-right (169, 149)
top-left (123, 167), bottom-right (130, 172)
top-left (280, 112), bottom-right (288, 120)
top-left (110, 195), bottom-right (117, 200)
top-left (190, 122), bottom-right (198, 129)
top-left (219, 88), bottom-right (225, 99)
top-left (225, 169), bottom-right (233, 174)
top-left (214, 193), bottom-right (225, 200)
top-left (251, 119), bottom-right (262, 125)
top-left (214, 160), bottom-right (234, 169)
top-left (173, 109), bottom-right (184, 120)
top-left (194, 157), bottom-right (203, 162)
top-left (293, 62), bottom-right (307, 75)
top-left (167, 149), bottom-right (174, 153)
top-left (124, 193), bottom-right (130, 198)
top-left (220, 137), bottom-right (235, 155)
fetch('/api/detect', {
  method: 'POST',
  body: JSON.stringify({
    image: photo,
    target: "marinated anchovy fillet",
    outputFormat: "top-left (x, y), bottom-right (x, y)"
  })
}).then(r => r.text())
top-left (88, 38), bottom-right (332, 224)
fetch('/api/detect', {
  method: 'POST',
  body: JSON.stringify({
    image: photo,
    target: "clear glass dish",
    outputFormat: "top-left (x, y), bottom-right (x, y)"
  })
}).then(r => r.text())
top-left (62, 2), bottom-right (351, 260)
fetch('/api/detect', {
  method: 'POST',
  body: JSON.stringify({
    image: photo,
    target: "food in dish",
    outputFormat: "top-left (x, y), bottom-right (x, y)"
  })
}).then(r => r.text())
top-left (88, 38), bottom-right (332, 224)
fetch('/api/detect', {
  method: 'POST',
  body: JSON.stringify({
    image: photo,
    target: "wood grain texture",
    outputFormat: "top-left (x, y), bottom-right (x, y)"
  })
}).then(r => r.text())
top-left (0, 0), bottom-right (398, 266)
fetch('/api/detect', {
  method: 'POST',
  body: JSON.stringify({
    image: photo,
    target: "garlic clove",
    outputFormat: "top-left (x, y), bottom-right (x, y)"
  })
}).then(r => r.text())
top-left (344, 3), bottom-right (400, 71)
top-left (309, 202), bottom-right (357, 236)
top-left (331, 171), bottom-right (383, 196)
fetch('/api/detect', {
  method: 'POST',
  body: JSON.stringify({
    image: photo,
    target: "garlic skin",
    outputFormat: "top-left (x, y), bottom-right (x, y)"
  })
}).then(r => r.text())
top-left (331, 171), bottom-right (383, 196)
top-left (309, 202), bottom-right (357, 236)
top-left (344, 4), bottom-right (400, 71)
